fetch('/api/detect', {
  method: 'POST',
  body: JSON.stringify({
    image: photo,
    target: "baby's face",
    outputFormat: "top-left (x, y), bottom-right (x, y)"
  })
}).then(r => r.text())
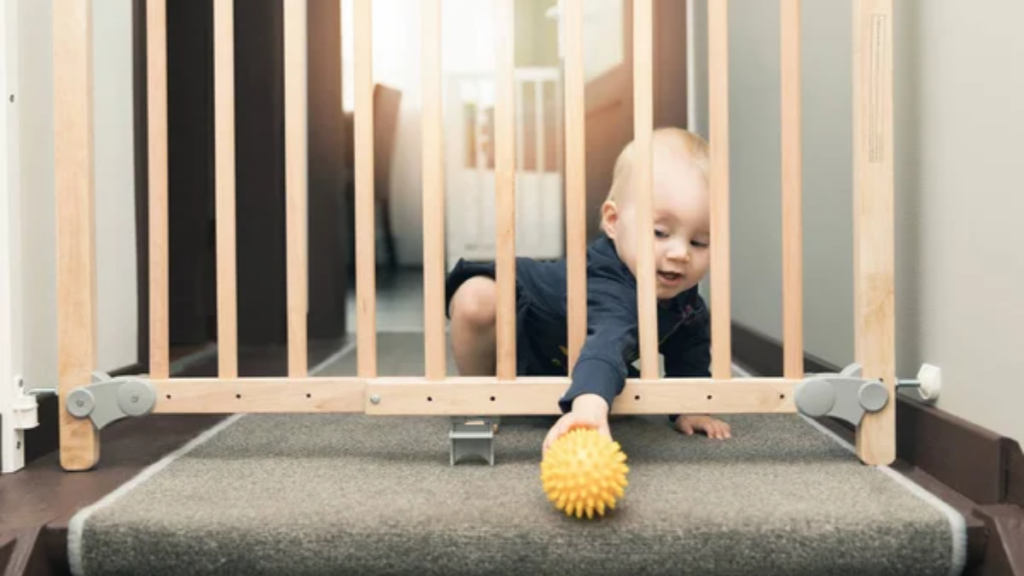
top-left (602, 160), bottom-right (711, 300)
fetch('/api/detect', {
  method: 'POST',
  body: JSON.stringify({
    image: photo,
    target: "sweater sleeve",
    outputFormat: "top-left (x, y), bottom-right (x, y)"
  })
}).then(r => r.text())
top-left (557, 276), bottom-right (637, 414)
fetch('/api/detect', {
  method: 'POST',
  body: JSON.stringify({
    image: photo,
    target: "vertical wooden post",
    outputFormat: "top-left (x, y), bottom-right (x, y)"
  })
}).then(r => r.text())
top-left (54, 0), bottom-right (100, 471)
top-left (147, 0), bottom-right (169, 380)
top-left (633, 0), bottom-right (658, 380)
top-left (853, 0), bottom-right (896, 466)
top-left (494, 0), bottom-right (516, 381)
top-left (214, 0), bottom-right (238, 379)
top-left (422, 0), bottom-right (446, 380)
top-left (354, 0), bottom-right (376, 379)
top-left (708, 0), bottom-right (732, 379)
top-left (564, 0), bottom-right (586, 370)
top-left (285, 0), bottom-right (309, 377)
top-left (781, 0), bottom-right (803, 380)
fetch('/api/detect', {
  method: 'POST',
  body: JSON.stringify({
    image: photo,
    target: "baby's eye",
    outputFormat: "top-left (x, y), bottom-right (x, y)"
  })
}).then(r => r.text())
top-left (691, 239), bottom-right (709, 248)
top-left (654, 229), bottom-right (670, 239)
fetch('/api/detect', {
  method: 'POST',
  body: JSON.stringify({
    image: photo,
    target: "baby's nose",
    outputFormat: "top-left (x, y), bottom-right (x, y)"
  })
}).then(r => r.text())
top-left (666, 243), bottom-right (690, 260)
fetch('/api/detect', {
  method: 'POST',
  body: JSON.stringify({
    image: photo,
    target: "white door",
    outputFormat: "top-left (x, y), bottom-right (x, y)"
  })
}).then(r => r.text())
top-left (444, 69), bottom-right (565, 268)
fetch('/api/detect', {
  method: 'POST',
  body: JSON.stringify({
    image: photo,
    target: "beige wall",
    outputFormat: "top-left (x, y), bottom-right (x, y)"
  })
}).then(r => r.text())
top-left (17, 0), bottom-right (138, 390)
top-left (691, 0), bottom-right (1024, 443)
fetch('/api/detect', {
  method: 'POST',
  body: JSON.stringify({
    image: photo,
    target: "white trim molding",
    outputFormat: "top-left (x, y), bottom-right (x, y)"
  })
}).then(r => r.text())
top-left (2, 0), bottom-right (36, 474)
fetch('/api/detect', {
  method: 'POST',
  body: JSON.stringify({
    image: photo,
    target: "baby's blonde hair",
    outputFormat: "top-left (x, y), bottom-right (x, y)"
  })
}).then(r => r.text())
top-left (605, 127), bottom-right (710, 207)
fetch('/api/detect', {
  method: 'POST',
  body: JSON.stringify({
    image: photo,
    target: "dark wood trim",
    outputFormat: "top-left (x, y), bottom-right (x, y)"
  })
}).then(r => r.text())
top-left (132, 0), bottom-right (150, 369)
top-left (975, 505), bottom-right (1024, 576)
top-left (896, 396), bottom-right (1009, 505)
top-left (0, 528), bottom-right (54, 576)
top-left (0, 534), bottom-right (13, 574)
top-left (22, 397), bottom-right (56, 467)
top-left (732, 321), bottom-right (1024, 576)
top-left (730, 322), bottom-right (836, 375)
top-left (1010, 447), bottom-right (1024, 506)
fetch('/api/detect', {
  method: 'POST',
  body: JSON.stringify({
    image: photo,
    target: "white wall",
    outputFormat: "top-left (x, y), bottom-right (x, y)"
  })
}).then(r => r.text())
top-left (16, 0), bottom-right (137, 391)
top-left (892, 0), bottom-right (1024, 444)
top-left (691, 0), bottom-right (1024, 443)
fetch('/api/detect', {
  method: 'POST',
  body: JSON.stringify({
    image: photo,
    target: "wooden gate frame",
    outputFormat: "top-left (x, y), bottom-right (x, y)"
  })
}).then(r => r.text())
top-left (53, 0), bottom-right (896, 471)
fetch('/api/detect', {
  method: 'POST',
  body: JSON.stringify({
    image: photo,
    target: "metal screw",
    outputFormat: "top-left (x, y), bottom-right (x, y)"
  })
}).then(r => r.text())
top-left (17, 441), bottom-right (22, 450)
top-left (370, 395), bottom-right (380, 404)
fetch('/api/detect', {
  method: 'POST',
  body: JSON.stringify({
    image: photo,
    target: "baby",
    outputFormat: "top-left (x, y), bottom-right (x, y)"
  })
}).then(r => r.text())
top-left (445, 127), bottom-right (730, 452)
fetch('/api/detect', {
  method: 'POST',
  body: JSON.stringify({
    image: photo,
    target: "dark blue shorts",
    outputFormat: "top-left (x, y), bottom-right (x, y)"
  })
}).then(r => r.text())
top-left (445, 258), bottom-right (571, 377)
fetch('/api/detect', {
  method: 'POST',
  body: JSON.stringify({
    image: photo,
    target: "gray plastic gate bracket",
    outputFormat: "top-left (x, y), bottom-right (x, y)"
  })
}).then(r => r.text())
top-left (794, 375), bottom-right (889, 427)
top-left (449, 417), bottom-right (497, 466)
top-left (66, 373), bottom-right (157, 430)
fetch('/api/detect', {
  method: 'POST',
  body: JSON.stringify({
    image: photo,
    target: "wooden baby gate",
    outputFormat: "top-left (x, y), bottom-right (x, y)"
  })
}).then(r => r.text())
top-left (53, 0), bottom-right (898, 470)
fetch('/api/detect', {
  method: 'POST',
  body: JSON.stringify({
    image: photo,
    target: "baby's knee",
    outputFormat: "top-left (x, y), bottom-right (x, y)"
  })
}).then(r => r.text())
top-left (450, 277), bottom-right (496, 329)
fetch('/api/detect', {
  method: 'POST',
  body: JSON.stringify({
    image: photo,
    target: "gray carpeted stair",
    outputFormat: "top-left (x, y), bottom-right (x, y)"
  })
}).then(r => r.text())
top-left (68, 332), bottom-right (966, 576)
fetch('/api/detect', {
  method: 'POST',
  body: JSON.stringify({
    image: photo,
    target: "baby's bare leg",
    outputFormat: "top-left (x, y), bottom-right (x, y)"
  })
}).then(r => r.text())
top-left (448, 276), bottom-right (497, 376)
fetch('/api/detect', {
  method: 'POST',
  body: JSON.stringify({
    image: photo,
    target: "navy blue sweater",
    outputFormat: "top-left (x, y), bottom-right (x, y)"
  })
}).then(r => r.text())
top-left (452, 234), bottom-right (711, 415)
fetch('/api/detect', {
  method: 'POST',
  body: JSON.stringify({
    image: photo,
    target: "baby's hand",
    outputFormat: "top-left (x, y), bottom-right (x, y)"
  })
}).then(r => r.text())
top-left (675, 414), bottom-right (731, 439)
top-left (542, 394), bottom-right (612, 453)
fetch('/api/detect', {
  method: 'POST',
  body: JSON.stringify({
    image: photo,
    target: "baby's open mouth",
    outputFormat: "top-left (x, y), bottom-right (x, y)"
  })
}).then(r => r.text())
top-left (658, 271), bottom-right (684, 285)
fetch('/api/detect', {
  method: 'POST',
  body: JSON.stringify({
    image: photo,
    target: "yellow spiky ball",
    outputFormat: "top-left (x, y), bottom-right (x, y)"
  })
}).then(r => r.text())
top-left (540, 427), bottom-right (629, 520)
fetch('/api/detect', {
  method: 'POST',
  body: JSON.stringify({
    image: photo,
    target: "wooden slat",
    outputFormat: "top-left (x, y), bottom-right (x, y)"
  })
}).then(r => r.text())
top-left (152, 377), bottom-right (365, 413)
top-left (853, 0), bottom-right (896, 466)
top-left (494, 0), bottom-right (516, 380)
top-left (366, 377), bottom-right (797, 415)
top-left (284, 0), bottom-right (308, 377)
top-left (214, 0), bottom-right (238, 378)
top-left (147, 0), bottom-right (169, 380)
top-left (54, 0), bottom-right (100, 471)
top-left (354, 0), bottom-right (377, 378)
top-left (422, 0), bottom-right (445, 380)
top-left (564, 0), bottom-right (586, 370)
top-left (708, 0), bottom-right (732, 379)
top-left (633, 0), bottom-right (658, 380)
top-left (781, 0), bottom-right (803, 379)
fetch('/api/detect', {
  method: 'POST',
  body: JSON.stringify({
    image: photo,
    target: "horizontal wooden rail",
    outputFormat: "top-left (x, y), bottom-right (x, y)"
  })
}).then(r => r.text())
top-left (366, 377), bottom-right (796, 415)
top-left (151, 378), bottom-right (365, 413)
top-left (148, 377), bottom-right (798, 416)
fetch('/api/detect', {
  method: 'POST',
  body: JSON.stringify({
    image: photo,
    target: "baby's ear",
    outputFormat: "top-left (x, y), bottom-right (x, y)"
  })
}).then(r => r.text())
top-left (600, 200), bottom-right (619, 238)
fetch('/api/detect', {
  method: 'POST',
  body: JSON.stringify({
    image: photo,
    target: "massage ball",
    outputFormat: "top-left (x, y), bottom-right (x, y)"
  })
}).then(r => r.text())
top-left (540, 427), bottom-right (629, 519)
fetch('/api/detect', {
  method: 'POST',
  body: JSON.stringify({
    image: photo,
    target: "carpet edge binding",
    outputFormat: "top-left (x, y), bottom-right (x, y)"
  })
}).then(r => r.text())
top-left (800, 414), bottom-right (968, 576)
top-left (66, 413), bottom-right (246, 576)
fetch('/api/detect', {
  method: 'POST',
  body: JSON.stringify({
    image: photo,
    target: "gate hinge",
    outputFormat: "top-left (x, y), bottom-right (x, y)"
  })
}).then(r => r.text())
top-left (795, 362), bottom-right (942, 427)
top-left (65, 372), bottom-right (157, 430)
